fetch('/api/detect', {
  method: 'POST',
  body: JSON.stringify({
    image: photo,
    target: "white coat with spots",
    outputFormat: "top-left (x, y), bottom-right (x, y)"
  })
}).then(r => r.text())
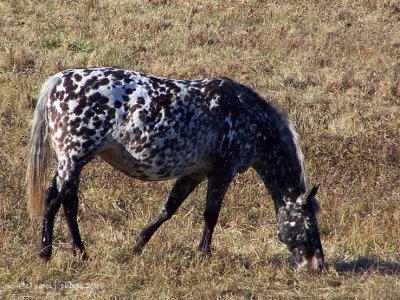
top-left (27, 67), bottom-right (324, 271)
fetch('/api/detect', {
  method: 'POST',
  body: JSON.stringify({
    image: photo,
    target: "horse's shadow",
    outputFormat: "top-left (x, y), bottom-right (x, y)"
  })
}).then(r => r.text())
top-left (333, 257), bottom-right (400, 276)
top-left (264, 254), bottom-right (399, 276)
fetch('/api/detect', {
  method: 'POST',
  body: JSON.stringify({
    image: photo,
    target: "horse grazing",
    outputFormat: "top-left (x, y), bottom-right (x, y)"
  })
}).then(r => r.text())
top-left (27, 67), bottom-right (325, 271)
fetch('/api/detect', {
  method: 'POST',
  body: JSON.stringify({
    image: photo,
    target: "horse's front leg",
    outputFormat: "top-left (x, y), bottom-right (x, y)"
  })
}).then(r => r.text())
top-left (134, 173), bottom-right (205, 254)
top-left (199, 168), bottom-right (236, 255)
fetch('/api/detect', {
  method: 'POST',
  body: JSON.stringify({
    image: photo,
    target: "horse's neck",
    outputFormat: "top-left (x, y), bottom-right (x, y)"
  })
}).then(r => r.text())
top-left (256, 130), bottom-right (307, 205)
top-left (264, 157), bottom-right (305, 200)
top-left (271, 112), bottom-right (306, 200)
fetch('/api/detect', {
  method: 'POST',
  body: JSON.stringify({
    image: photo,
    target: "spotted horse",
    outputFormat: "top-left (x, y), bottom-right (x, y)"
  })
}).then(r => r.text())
top-left (27, 67), bottom-right (325, 271)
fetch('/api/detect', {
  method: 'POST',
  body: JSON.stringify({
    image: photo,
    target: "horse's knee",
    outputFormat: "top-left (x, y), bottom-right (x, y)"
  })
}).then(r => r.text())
top-left (203, 209), bottom-right (219, 229)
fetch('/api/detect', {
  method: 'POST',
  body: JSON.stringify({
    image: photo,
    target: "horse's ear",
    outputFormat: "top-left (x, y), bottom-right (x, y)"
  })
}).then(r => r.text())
top-left (306, 184), bottom-right (320, 213)
top-left (307, 184), bottom-right (320, 201)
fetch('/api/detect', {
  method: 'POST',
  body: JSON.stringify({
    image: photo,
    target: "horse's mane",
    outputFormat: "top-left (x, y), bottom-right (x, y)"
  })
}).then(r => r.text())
top-left (236, 84), bottom-right (307, 193)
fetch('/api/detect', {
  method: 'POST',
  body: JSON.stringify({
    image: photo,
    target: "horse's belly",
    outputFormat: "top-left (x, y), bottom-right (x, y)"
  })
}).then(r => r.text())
top-left (96, 142), bottom-right (210, 180)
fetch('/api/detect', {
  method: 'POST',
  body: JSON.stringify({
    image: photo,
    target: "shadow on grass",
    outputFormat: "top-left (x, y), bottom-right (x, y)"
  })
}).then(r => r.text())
top-left (334, 257), bottom-right (400, 276)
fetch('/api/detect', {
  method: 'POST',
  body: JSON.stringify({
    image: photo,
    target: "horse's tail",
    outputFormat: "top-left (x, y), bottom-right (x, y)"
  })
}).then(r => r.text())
top-left (26, 75), bottom-right (60, 217)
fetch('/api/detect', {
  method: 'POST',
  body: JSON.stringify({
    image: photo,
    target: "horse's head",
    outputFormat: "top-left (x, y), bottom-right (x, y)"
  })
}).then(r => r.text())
top-left (276, 185), bottom-right (325, 271)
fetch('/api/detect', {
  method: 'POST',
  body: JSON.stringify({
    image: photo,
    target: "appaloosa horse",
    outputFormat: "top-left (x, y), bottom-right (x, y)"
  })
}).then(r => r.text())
top-left (27, 67), bottom-right (324, 270)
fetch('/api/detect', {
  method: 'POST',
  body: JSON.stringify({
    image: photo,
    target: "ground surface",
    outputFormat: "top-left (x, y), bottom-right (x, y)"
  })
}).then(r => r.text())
top-left (0, 0), bottom-right (399, 298)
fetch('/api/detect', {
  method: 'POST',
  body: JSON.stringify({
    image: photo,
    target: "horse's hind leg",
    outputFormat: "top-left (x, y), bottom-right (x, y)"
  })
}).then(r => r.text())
top-left (39, 174), bottom-right (62, 260)
top-left (39, 158), bottom-right (88, 260)
top-left (199, 169), bottom-right (236, 255)
top-left (62, 172), bottom-right (87, 259)
top-left (134, 173), bottom-right (205, 254)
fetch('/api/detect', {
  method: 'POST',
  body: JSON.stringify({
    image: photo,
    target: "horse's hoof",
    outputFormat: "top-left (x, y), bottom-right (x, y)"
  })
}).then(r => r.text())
top-left (133, 244), bottom-right (144, 255)
top-left (73, 247), bottom-right (88, 260)
top-left (198, 247), bottom-right (212, 258)
top-left (38, 246), bottom-right (52, 261)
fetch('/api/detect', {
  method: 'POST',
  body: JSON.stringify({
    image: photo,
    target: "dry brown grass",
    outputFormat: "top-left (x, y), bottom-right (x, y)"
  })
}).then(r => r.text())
top-left (1, 0), bottom-right (399, 298)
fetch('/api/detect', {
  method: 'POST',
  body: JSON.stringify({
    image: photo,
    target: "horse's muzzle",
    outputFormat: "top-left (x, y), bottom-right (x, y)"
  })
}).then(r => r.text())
top-left (294, 248), bottom-right (325, 272)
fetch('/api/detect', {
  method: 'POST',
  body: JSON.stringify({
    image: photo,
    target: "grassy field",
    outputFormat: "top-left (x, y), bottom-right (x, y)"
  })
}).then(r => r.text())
top-left (1, 0), bottom-right (399, 298)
